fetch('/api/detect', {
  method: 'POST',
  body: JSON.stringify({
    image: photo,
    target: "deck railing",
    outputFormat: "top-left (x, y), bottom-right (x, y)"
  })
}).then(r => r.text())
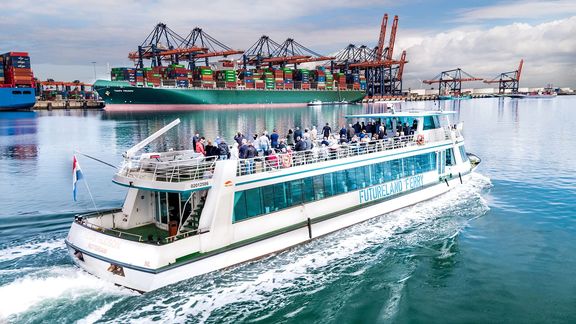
top-left (116, 127), bottom-right (463, 183)
top-left (118, 152), bottom-right (218, 183)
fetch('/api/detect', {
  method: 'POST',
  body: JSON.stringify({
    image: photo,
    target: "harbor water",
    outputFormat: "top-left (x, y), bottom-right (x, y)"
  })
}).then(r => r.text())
top-left (1, 97), bottom-right (576, 323)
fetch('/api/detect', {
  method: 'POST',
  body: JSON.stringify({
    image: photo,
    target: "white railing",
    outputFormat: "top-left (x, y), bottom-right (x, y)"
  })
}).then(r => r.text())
top-left (118, 152), bottom-right (218, 183)
top-left (236, 134), bottom-right (418, 176)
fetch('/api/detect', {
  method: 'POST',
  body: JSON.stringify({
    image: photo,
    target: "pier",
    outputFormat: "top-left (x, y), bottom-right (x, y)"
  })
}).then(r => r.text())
top-left (33, 99), bottom-right (105, 110)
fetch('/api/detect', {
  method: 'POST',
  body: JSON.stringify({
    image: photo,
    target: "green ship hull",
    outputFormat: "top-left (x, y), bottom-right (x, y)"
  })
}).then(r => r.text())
top-left (94, 80), bottom-right (366, 111)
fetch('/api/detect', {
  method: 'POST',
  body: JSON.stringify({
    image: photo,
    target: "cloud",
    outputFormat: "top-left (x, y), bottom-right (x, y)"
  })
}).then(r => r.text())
top-left (454, 0), bottom-right (576, 22)
top-left (398, 16), bottom-right (576, 88)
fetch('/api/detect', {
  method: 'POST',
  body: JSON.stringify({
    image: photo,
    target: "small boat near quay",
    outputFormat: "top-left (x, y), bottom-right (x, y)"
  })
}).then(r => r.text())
top-left (66, 111), bottom-right (480, 292)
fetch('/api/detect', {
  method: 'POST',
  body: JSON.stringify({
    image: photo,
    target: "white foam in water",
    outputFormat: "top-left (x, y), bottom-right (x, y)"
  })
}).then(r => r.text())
top-left (115, 173), bottom-right (491, 323)
top-left (0, 266), bottom-right (134, 320)
top-left (0, 238), bottom-right (65, 262)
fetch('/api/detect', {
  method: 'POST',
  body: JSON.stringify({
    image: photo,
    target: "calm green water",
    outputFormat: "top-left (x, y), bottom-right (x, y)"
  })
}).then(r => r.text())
top-left (1, 97), bottom-right (575, 323)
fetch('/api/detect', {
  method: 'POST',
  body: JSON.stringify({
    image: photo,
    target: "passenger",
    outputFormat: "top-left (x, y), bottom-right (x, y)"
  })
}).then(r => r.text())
top-left (246, 142), bottom-right (258, 174)
top-left (320, 136), bottom-right (330, 147)
top-left (339, 134), bottom-right (348, 144)
top-left (339, 125), bottom-right (347, 139)
top-left (230, 142), bottom-right (239, 160)
top-left (277, 138), bottom-right (287, 151)
top-left (217, 138), bottom-right (230, 160)
top-left (361, 122), bottom-right (366, 132)
top-left (412, 119), bottom-right (418, 132)
top-left (280, 147), bottom-right (292, 168)
top-left (192, 133), bottom-right (200, 152)
top-left (286, 129), bottom-right (295, 147)
top-left (403, 123), bottom-right (412, 136)
top-left (353, 121), bottom-right (361, 134)
top-left (205, 140), bottom-right (218, 157)
top-left (265, 150), bottom-right (279, 170)
top-left (378, 125), bottom-right (387, 140)
top-left (270, 129), bottom-right (279, 149)
top-left (310, 125), bottom-right (318, 141)
top-left (239, 139), bottom-right (248, 159)
top-left (295, 136), bottom-right (306, 151)
top-left (322, 123), bottom-right (332, 139)
top-left (294, 126), bottom-right (303, 140)
top-left (359, 129), bottom-right (368, 139)
top-left (259, 132), bottom-right (270, 153)
top-left (347, 123), bottom-right (355, 140)
top-left (252, 134), bottom-right (261, 155)
top-left (319, 143), bottom-right (329, 161)
top-left (234, 132), bottom-right (245, 146)
top-left (195, 137), bottom-right (206, 156)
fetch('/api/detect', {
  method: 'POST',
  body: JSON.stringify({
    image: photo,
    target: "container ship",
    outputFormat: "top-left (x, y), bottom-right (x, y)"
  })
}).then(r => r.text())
top-left (0, 52), bottom-right (36, 111)
top-left (95, 64), bottom-right (366, 111)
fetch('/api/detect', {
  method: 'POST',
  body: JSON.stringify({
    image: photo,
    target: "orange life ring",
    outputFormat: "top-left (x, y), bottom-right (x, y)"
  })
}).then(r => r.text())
top-left (282, 154), bottom-right (292, 168)
top-left (416, 134), bottom-right (425, 145)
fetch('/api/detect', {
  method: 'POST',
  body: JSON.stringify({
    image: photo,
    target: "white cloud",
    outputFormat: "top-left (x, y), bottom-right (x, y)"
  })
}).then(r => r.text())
top-left (454, 0), bottom-right (576, 22)
top-left (398, 16), bottom-right (576, 88)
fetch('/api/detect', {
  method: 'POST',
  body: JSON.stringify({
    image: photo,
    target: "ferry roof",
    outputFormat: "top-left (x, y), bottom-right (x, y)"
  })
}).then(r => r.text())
top-left (345, 110), bottom-right (456, 119)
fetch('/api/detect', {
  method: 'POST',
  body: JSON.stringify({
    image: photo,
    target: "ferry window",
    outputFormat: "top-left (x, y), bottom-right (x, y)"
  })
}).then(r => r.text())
top-left (233, 191), bottom-right (247, 221)
top-left (23, 91), bottom-right (31, 94)
top-left (335, 170), bottom-right (347, 194)
top-left (313, 176), bottom-right (325, 200)
top-left (245, 188), bottom-right (263, 218)
top-left (423, 116), bottom-right (437, 130)
top-left (156, 192), bottom-right (169, 224)
top-left (446, 149), bottom-right (456, 166)
top-left (290, 179), bottom-right (304, 205)
top-left (261, 186), bottom-right (276, 213)
top-left (273, 183), bottom-right (288, 210)
top-left (459, 146), bottom-right (469, 162)
top-left (12, 91), bottom-right (22, 95)
top-left (323, 173), bottom-right (335, 197)
top-left (346, 169), bottom-right (357, 191)
top-left (303, 177), bottom-right (315, 203)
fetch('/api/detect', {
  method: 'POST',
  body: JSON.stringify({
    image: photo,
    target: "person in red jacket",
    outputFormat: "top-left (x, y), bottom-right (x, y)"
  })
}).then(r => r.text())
top-left (195, 137), bottom-right (206, 156)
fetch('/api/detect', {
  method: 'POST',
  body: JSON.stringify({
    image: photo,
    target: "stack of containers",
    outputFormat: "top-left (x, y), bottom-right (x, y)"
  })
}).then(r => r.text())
top-left (295, 69), bottom-right (310, 90)
top-left (325, 69), bottom-right (334, 90)
top-left (335, 72), bottom-right (347, 90)
top-left (135, 69), bottom-right (144, 86)
top-left (273, 68), bottom-right (284, 89)
top-left (224, 70), bottom-right (236, 88)
top-left (243, 70), bottom-right (255, 89)
top-left (283, 68), bottom-right (293, 89)
top-left (346, 73), bottom-right (361, 90)
top-left (314, 67), bottom-right (326, 90)
top-left (167, 64), bottom-right (189, 88)
top-left (359, 74), bottom-right (367, 90)
top-left (111, 67), bottom-right (126, 81)
top-left (194, 67), bottom-right (214, 88)
top-left (263, 70), bottom-right (275, 89)
top-left (2, 52), bottom-right (35, 88)
top-left (0, 56), bottom-right (4, 86)
top-left (254, 70), bottom-right (265, 89)
top-left (143, 67), bottom-right (162, 87)
top-left (125, 68), bottom-right (136, 84)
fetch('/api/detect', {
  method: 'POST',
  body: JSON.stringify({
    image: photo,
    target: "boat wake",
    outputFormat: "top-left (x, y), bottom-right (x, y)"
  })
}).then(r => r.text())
top-left (101, 173), bottom-right (492, 323)
top-left (0, 266), bottom-right (135, 322)
top-left (0, 173), bottom-right (491, 323)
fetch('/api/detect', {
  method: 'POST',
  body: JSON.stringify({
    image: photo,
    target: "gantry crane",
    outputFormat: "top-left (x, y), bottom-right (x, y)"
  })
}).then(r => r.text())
top-left (484, 59), bottom-right (523, 94)
top-left (179, 27), bottom-right (244, 69)
top-left (423, 68), bottom-right (483, 95)
top-left (347, 14), bottom-right (407, 96)
top-left (128, 23), bottom-right (208, 68)
top-left (242, 36), bottom-right (333, 69)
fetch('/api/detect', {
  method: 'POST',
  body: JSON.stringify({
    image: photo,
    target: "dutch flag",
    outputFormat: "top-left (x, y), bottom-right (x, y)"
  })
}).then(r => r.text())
top-left (72, 155), bottom-right (83, 201)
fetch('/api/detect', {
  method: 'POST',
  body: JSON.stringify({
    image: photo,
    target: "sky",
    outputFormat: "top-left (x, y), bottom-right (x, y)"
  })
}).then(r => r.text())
top-left (1, 0), bottom-right (575, 89)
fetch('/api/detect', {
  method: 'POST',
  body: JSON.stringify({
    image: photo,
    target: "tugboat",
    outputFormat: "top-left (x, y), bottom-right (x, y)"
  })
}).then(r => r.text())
top-left (66, 111), bottom-right (480, 292)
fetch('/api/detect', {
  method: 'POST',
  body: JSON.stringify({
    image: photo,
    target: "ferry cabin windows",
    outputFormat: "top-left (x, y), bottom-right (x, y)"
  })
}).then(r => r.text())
top-left (446, 148), bottom-right (456, 166)
top-left (423, 115), bottom-right (440, 130)
top-left (233, 152), bottom-right (437, 222)
top-left (459, 145), bottom-right (469, 162)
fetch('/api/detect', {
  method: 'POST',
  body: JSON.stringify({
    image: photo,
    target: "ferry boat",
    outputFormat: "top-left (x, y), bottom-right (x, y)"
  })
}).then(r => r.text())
top-left (65, 111), bottom-right (480, 292)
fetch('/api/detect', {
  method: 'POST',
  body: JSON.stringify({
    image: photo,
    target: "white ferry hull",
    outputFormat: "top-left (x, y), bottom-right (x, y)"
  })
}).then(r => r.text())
top-left (66, 172), bottom-right (471, 292)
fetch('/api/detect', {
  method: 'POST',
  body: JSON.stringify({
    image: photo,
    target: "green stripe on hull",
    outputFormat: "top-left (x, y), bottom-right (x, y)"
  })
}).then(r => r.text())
top-left (94, 80), bottom-right (365, 105)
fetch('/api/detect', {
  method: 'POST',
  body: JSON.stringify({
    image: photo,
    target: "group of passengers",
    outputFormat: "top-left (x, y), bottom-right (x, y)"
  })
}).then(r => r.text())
top-left (191, 118), bottom-right (419, 174)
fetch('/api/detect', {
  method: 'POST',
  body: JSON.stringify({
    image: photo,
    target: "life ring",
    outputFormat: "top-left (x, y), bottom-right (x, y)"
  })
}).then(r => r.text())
top-left (416, 134), bottom-right (425, 145)
top-left (282, 154), bottom-right (292, 168)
